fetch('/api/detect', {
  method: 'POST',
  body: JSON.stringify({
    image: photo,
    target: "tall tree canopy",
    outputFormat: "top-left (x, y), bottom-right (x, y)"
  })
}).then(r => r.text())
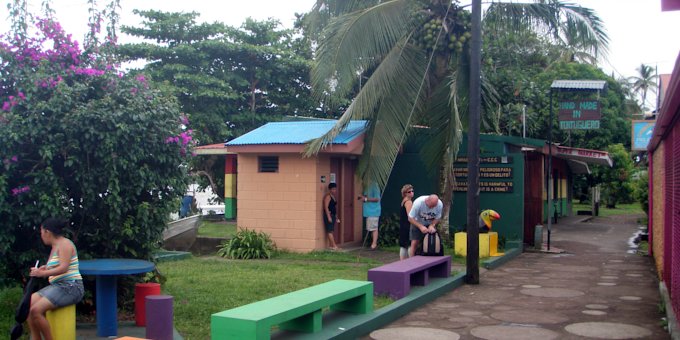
top-left (117, 11), bottom-right (317, 197)
top-left (302, 0), bottom-right (609, 236)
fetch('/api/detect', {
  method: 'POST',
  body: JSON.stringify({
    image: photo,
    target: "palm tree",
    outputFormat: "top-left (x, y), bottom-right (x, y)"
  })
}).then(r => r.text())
top-left (628, 63), bottom-right (658, 111)
top-left (303, 0), bottom-right (609, 238)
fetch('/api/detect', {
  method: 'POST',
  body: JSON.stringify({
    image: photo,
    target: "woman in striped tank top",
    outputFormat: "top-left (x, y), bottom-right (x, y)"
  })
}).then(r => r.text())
top-left (28, 218), bottom-right (84, 340)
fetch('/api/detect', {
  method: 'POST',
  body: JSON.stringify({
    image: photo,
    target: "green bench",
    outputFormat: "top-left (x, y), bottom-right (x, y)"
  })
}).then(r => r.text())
top-left (211, 279), bottom-right (373, 339)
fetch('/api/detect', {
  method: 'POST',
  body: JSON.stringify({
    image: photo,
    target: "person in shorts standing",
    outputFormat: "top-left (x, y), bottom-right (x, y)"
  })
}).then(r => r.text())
top-left (408, 194), bottom-right (443, 256)
top-left (28, 218), bottom-right (84, 340)
top-left (358, 181), bottom-right (381, 250)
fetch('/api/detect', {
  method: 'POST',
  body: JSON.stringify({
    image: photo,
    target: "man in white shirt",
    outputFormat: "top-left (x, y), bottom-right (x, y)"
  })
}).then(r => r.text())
top-left (408, 194), bottom-right (443, 257)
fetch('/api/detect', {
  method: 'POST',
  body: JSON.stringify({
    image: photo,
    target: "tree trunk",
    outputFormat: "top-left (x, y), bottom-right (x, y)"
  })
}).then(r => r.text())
top-left (432, 54), bottom-right (454, 243)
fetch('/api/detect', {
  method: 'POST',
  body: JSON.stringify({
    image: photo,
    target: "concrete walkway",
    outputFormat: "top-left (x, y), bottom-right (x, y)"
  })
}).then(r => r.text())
top-left (366, 214), bottom-right (669, 339)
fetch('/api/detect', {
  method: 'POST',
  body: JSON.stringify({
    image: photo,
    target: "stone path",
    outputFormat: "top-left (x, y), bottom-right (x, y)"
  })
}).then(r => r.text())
top-left (365, 214), bottom-right (669, 339)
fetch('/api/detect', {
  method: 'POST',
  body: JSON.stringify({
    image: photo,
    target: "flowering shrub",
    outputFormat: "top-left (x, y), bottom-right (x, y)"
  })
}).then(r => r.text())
top-left (0, 17), bottom-right (192, 281)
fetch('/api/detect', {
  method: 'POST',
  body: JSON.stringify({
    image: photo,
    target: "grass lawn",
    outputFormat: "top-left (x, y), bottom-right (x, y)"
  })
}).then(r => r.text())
top-left (0, 286), bottom-right (22, 337)
top-left (572, 201), bottom-right (644, 217)
top-left (197, 220), bottom-right (236, 238)
top-left (158, 251), bottom-right (394, 339)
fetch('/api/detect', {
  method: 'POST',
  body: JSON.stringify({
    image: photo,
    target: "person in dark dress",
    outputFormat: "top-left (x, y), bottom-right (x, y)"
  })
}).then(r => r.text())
top-left (323, 183), bottom-right (340, 250)
top-left (399, 184), bottom-right (415, 260)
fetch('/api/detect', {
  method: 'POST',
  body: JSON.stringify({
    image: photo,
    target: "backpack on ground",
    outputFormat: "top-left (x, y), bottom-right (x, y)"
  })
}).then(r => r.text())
top-left (420, 231), bottom-right (444, 256)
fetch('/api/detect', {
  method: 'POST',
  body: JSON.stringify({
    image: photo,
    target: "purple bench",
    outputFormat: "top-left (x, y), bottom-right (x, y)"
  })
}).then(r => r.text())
top-left (367, 255), bottom-right (451, 299)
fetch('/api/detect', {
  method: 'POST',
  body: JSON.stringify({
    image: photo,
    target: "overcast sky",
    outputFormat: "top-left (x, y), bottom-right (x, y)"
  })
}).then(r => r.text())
top-left (3, 0), bottom-right (680, 104)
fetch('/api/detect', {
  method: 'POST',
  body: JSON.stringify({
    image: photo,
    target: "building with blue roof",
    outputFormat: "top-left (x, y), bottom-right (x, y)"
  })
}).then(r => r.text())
top-left (218, 119), bottom-right (368, 251)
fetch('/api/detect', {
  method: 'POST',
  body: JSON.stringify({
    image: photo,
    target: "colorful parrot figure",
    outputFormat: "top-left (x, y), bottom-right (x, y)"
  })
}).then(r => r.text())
top-left (479, 209), bottom-right (501, 233)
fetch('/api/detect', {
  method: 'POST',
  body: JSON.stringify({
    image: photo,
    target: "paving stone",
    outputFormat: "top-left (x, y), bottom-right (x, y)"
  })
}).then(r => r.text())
top-left (564, 322), bottom-right (652, 339)
top-left (520, 287), bottom-right (585, 298)
top-left (585, 304), bottom-right (609, 309)
top-left (470, 325), bottom-right (560, 340)
top-left (370, 327), bottom-right (460, 340)
top-left (582, 310), bottom-right (607, 315)
top-left (490, 310), bottom-right (568, 324)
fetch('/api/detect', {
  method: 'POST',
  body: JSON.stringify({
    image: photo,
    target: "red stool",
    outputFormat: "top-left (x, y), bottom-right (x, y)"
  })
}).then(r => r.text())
top-left (135, 283), bottom-right (161, 326)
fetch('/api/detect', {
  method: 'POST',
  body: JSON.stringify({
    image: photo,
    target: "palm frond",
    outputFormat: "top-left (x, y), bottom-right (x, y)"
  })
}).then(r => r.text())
top-left (484, 1), bottom-right (608, 61)
top-left (558, 3), bottom-right (609, 59)
top-left (305, 39), bottom-right (430, 190)
top-left (311, 0), bottom-right (421, 103)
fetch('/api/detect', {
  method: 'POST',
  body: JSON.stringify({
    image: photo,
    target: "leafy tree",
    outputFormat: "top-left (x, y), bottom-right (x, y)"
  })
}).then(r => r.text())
top-left (0, 15), bottom-right (190, 281)
top-left (628, 63), bottom-right (658, 111)
top-left (633, 170), bottom-right (649, 216)
top-left (302, 0), bottom-right (609, 237)
top-left (593, 144), bottom-right (635, 208)
top-left (117, 11), bottom-right (317, 198)
top-left (529, 62), bottom-right (631, 149)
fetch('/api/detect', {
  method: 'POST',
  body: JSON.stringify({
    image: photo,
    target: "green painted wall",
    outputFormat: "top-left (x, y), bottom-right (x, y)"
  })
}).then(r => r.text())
top-left (384, 134), bottom-right (525, 245)
top-left (449, 153), bottom-right (524, 244)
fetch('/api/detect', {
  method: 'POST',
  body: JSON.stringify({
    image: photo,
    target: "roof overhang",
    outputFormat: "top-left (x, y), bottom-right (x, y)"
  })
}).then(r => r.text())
top-left (551, 145), bottom-right (613, 171)
top-left (564, 159), bottom-right (591, 174)
top-left (194, 143), bottom-right (235, 155)
top-left (551, 80), bottom-right (607, 91)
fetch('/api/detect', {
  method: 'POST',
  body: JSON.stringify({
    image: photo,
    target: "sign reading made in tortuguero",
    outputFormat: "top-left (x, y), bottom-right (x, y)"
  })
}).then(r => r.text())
top-left (558, 99), bottom-right (601, 130)
top-left (453, 158), bottom-right (514, 193)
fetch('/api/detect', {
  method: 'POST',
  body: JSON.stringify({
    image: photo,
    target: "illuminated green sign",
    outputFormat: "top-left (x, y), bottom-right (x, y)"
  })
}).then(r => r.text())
top-left (558, 100), bottom-right (601, 130)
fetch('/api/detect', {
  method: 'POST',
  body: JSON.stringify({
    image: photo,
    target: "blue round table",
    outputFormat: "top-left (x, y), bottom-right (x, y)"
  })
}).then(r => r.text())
top-left (79, 259), bottom-right (155, 337)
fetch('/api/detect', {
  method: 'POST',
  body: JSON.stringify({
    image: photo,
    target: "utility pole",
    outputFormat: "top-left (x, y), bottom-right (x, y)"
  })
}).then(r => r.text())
top-left (465, 0), bottom-right (481, 284)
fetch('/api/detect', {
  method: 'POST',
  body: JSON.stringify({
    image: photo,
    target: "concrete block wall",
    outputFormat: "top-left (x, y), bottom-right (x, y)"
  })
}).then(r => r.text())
top-left (236, 154), bottom-right (326, 252)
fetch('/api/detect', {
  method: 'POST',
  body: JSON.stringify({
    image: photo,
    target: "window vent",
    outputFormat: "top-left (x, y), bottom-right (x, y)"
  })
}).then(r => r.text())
top-left (258, 156), bottom-right (279, 173)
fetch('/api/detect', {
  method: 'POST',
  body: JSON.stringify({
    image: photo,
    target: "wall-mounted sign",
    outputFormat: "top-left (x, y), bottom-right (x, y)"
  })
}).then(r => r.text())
top-left (453, 180), bottom-right (514, 193)
top-left (456, 156), bottom-right (513, 164)
top-left (631, 120), bottom-right (656, 151)
top-left (558, 100), bottom-right (601, 130)
top-left (454, 166), bottom-right (513, 179)
top-left (453, 164), bottom-right (514, 193)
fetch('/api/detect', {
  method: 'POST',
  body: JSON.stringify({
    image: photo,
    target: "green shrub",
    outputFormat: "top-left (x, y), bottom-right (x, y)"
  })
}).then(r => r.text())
top-left (633, 170), bottom-right (649, 216)
top-left (217, 228), bottom-right (276, 259)
top-left (377, 213), bottom-right (400, 247)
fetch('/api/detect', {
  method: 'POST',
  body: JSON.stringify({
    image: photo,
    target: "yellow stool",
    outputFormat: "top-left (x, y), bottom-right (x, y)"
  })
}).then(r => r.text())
top-left (454, 232), bottom-right (504, 257)
top-left (46, 304), bottom-right (75, 340)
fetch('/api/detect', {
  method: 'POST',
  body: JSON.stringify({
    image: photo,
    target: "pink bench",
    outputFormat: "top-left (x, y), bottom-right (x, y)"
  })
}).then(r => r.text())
top-left (367, 255), bottom-right (451, 299)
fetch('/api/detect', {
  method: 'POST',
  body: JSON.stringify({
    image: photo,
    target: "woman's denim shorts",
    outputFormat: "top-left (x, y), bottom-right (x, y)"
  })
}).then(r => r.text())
top-left (38, 280), bottom-right (84, 307)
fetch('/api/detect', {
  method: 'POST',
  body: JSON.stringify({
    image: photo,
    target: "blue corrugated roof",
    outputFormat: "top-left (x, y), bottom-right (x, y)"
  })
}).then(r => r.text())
top-left (226, 120), bottom-right (367, 146)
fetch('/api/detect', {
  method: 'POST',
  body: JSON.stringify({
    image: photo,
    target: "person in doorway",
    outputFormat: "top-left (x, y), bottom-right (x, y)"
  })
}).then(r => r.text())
top-left (408, 194), bottom-right (443, 257)
top-left (399, 184), bottom-right (415, 260)
top-left (323, 183), bottom-right (340, 250)
top-left (28, 218), bottom-right (84, 340)
top-left (358, 181), bottom-right (381, 250)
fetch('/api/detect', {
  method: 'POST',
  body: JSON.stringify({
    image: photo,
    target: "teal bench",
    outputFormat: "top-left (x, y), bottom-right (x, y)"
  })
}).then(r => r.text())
top-left (211, 279), bottom-right (373, 339)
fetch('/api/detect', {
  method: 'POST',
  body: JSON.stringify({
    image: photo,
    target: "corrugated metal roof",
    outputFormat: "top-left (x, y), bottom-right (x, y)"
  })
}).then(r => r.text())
top-left (226, 120), bottom-right (367, 146)
top-left (551, 80), bottom-right (607, 90)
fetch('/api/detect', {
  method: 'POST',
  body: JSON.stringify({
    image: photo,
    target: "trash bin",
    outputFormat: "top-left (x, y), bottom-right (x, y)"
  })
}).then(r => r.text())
top-left (534, 225), bottom-right (544, 250)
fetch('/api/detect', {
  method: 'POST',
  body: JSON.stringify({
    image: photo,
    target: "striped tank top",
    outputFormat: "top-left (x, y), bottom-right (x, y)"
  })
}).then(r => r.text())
top-left (47, 240), bottom-right (82, 284)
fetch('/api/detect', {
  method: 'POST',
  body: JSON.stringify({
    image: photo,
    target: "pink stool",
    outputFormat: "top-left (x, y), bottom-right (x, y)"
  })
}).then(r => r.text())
top-left (146, 295), bottom-right (173, 340)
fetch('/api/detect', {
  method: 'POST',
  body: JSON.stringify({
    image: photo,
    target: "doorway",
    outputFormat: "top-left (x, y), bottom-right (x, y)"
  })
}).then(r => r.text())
top-left (330, 157), bottom-right (356, 244)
